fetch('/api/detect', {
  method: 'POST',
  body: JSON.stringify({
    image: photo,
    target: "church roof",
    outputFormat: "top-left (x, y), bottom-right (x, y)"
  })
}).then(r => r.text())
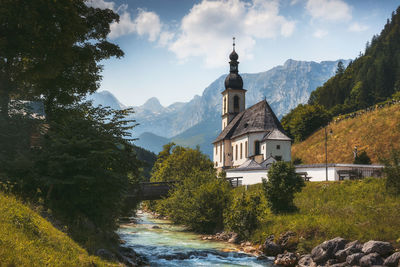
top-left (213, 100), bottom-right (291, 143)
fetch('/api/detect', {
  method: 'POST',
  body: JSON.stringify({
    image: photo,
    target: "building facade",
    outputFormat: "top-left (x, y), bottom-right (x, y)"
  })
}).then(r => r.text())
top-left (212, 43), bottom-right (292, 174)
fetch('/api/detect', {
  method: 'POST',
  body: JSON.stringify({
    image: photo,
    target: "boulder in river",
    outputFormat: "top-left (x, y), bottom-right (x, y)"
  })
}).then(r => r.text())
top-left (228, 233), bottom-right (239, 244)
top-left (311, 237), bottom-right (348, 264)
top-left (262, 235), bottom-right (281, 256)
top-left (383, 251), bottom-right (400, 267)
top-left (274, 251), bottom-right (298, 266)
top-left (360, 252), bottom-right (384, 267)
top-left (297, 254), bottom-right (316, 267)
top-left (362, 240), bottom-right (394, 256)
top-left (346, 252), bottom-right (365, 265)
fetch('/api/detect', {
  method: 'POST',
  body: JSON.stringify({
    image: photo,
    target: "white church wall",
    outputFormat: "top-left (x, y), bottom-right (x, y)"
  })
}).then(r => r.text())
top-left (213, 141), bottom-right (225, 168)
top-left (231, 135), bottom-right (248, 167)
top-left (247, 132), bottom-right (265, 157)
top-left (226, 169), bottom-right (268, 185)
top-left (264, 140), bottom-right (291, 162)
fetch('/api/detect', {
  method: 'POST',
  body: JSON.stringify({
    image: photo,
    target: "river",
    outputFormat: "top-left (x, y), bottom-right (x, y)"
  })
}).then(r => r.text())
top-left (118, 211), bottom-right (273, 266)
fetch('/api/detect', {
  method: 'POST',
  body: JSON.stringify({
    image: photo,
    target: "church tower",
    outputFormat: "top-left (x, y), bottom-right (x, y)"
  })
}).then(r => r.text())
top-left (221, 37), bottom-right (246, 130)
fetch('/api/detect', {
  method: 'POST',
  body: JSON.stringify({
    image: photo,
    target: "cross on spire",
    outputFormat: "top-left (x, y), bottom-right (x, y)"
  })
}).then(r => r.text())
top-left (233, 37), bottom-right (236, 51)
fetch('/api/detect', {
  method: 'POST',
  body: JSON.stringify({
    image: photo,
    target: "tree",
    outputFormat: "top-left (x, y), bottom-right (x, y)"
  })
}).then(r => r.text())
top-left (281, 104), bottom-right (331, 142)
top-left (0, 0), bottom-right (123, 119)
top-left (381, 149), bottom-right (400, 195)
top-left (353, 151), bottom-right (372, 165)
top-left (262, 161), bottom-right (305, 213)
top-left (336, 61), bottom-right (345, 75)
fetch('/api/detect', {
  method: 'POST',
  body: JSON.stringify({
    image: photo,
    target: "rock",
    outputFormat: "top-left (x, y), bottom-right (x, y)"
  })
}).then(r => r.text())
top-left (384, 252), bottom-right (400, 267)
top-left (335, 241), bottom-right (363, 262)
top-left (360, 253), bottom-right (384, 267)
top-left (298, 254), bottom-right (316, 267)
top-left (362, 241), bottom-right (394, 256)
top-left (311, 237), bottom-right (348, 264)
top-left (346, 252), bottom-right (365, 265)
top-left (96, 249), bottom-right (116, 261)
top-left (228, 233), bottom-right (239, 244)
top-left (278, 231), bottom-right (297, 251)
top-left (243, 246), bottom-right (256, 253)
top-left (151, 225), bottom-right (161, 229)
top-left (244, 241), bottom-right (252, 246)
top-left (329, 263), bottom-right (348, 267)
top-left (262, 235), bottom-right (281, 256)
top-left (274, 251), bottom-right (298, 267)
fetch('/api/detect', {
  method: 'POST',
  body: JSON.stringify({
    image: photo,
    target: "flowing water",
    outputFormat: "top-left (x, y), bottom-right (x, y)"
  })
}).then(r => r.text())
top-left (118, 211), bottom-right (273, 266)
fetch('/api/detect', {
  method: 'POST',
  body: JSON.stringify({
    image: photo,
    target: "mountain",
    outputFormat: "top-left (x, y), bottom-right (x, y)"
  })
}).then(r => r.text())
top-left (86, 90), bottom-right (126, 110)
top-left (91, 59), bottom-right (349, 155)
top-left (292, 101), bottom-right (400, 164)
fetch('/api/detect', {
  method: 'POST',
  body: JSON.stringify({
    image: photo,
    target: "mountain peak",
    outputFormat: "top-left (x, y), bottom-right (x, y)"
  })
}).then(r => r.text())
top-left (142, 97), bottom-right (164, 112)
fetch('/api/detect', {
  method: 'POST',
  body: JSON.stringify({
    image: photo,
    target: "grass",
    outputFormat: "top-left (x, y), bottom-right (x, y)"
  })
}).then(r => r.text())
top-left (244, 178), bottom-right (400, 253)
top-left (0, 192), bottom-right (118, 267)
top-left (292, 104), bottom-right (400, 164)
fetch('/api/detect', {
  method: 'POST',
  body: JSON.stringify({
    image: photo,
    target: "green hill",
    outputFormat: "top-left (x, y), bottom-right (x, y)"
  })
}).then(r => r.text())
top-left (292, 103), bottom-right (400, 164)
top-left (0, 192), bottom-right (116, 266)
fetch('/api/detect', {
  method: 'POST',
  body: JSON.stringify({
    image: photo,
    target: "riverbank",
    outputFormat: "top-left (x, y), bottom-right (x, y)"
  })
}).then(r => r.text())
top-left (118, 210), bottom-right (273, 266)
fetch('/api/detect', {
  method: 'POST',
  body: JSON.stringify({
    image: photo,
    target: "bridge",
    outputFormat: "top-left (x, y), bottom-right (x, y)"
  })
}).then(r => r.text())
top-left (128, 181), bottom-right (177, 201)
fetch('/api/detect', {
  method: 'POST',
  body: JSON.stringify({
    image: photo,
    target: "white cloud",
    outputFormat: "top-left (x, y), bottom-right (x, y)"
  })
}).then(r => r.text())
top-left (348, 22), bottom-right (368, 32)
top-left (169, 0), bottom-right (295, 68)
top-left (134, 9), bottom-right (162, 42)
top-left (313, 29), bottom-right (328, 38)
top-left (86, 0), bottom-right (115, 10)
top-left (306, 0), bottom-right (352, 21)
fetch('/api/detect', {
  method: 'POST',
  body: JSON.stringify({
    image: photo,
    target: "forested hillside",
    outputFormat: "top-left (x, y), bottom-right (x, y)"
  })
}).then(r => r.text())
top-left (282, 6), bottom-right (400, 142)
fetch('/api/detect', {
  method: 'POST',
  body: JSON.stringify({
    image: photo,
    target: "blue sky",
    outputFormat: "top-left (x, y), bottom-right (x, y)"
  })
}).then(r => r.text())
top-left (87, 0), bottom-right (400, 107)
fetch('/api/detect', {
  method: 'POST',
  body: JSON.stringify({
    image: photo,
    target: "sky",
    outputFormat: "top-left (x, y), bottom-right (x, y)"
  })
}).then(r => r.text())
top-left (87, 0), bottom-right (400, 107)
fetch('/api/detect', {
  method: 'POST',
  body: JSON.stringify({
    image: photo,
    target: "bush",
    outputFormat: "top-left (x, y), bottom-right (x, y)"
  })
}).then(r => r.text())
top-left (382, 149), bottom-right (400, 195)
top-left (224, 186), bottom-right (268, 239)
top-left (354, 151), bottom-right (372, 164)
top-left (262, 161), bottom-right (305, 213)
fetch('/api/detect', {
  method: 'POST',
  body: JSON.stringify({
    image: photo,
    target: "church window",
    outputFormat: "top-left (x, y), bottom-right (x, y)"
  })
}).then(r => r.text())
top-left (234, 95), bottom-right (239, 113)
top-left (245, 141), bottom-right (248, 157)
top-left (235, 144), bottom-right (238, 160)
top-left (215, 145), bottom-right (217, 155)
top-left (255, 141), bottom-right (260, 155)
top-left (240, 143), bottom-right (243, 159)
top-left (220, 143), bottom-right (222, 162)
top-left (215, 162), bottom-right (218, 167)
top-left (223, 97), bottom-right (227, 113)
top-left (277, 145), bottom-right (280, 150)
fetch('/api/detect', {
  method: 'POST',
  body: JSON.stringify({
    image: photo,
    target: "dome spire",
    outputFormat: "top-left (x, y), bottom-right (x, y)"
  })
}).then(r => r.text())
top-left (225, 37), bottom-right (243, 90)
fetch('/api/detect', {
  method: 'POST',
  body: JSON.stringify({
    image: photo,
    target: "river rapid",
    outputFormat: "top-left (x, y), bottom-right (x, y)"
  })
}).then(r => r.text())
top-left (118, 211), bottom-right (273, 266)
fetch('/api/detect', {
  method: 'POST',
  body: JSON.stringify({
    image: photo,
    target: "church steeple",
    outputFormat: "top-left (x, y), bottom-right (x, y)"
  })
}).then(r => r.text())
top-left (221, 37), bottom-right (246, 131)
top-left (225, 37), bottom-right (244, 90)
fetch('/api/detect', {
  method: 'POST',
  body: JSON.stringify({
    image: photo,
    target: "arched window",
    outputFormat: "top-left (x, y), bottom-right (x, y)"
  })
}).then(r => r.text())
top-left (233, 95), bottom-right (239, 113)
top-left (245, 141), bottom-right (248, 157)
top-left (255, 140), bottom-right (260, 155)
top-left (235, 144), bottom-right (238, 160)
top-left (240, 143), bottom-right (243, 159)
top-left (223, 97), bottom-right (227, 114)
top-left (220, 143), bottom-right (222, 162)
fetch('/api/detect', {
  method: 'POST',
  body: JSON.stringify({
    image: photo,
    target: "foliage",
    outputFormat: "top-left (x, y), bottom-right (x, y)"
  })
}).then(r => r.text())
top-left (133, 145), bottom-right (157, 181)
top-left (354, 151), bottom-right (372, 165)
top-left (148, 144), bottom-right (231, 233)
top-left (224, 186), bottom-right (269, 239)
top-left (281, 104), bottom-right (331, 142)
top-left (0, 0), bottom-right (123, 118)
top-left (381, 149), bottom-right (400, 195)
top-left (292, 157), bottom-right (303, 165)
top-left (307, 6), bottom-right (400, 116)
top-left (0, 192), bottom-right (117, 266)
top-left (151, 143), bottom-right (214, 182)
top-left (246, 179), bottom-right (400, 253)
top-left (292, 104), bottom-right (400, 164)
top-left (262, 161), bottom-right (305, 213)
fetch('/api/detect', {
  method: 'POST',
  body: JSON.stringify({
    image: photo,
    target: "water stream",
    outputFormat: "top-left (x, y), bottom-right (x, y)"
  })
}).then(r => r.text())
top-left (118, 211), bottom-right (273, 266)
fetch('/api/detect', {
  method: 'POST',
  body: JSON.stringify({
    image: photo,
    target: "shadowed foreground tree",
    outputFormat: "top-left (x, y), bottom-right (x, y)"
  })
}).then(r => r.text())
top-left (262, 161), bottom-right (305, 213)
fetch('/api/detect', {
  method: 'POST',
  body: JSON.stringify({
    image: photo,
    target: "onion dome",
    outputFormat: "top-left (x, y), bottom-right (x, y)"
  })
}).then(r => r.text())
top-left (224, 37), bottom-right (244, 90)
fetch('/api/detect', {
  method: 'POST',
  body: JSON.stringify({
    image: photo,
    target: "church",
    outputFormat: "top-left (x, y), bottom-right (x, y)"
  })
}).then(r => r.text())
top-left (212, 41), bottom-right (292, 185)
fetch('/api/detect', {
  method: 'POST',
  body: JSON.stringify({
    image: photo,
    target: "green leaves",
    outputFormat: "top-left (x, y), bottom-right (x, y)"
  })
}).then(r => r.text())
top-left (262, 161), bottom-right (305, 214)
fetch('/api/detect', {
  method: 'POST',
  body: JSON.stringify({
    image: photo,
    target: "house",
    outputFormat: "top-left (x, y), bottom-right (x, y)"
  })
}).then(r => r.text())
top-left (212, 40), bottom-right (292, 185)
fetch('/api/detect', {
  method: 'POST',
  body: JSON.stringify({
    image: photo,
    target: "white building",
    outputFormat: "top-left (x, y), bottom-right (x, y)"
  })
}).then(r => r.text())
top-left (212, 42), bottom-right (292, 185)
top-left (295, 163), bottom-right (384, 182)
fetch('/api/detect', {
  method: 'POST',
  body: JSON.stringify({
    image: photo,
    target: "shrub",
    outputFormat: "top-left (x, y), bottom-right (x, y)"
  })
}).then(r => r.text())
top-left (224, 186), bottom-right (268, 239)
top-left (382, 149), bottom-right (400, 195)
top-left (262, 161), bottom-right (305, 213)
top-left (354, 151), bottom-right (372, 164)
